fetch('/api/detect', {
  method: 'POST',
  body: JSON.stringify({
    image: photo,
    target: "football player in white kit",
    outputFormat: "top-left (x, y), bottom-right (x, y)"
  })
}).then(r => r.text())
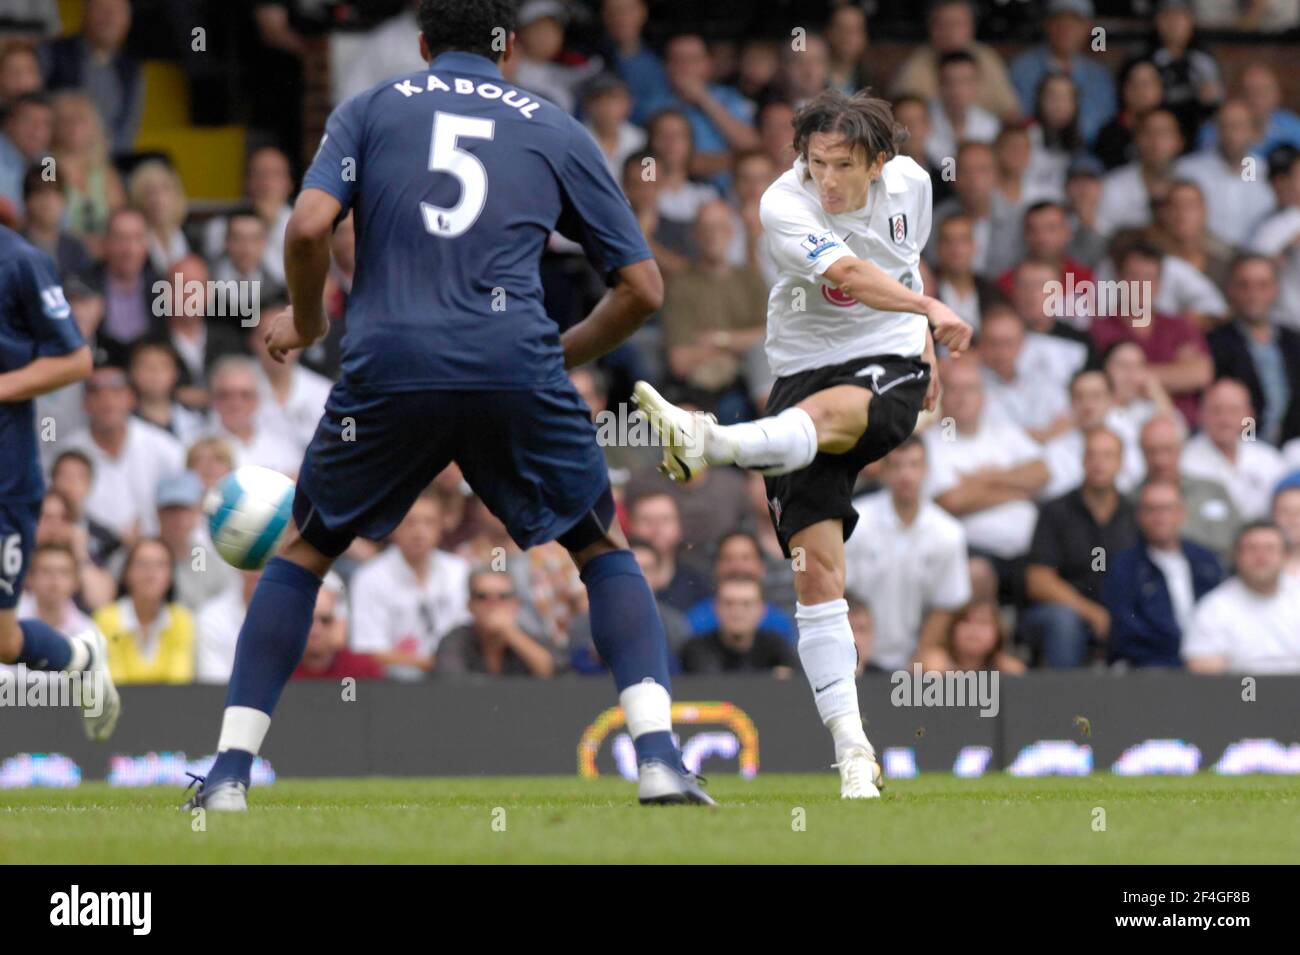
top-left (635, 89), bottom-right (973, 798)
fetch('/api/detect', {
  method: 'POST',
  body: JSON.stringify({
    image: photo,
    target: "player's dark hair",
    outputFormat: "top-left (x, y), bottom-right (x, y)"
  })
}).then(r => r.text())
top-left (417, 0), bottom-right (516, 61)
top-left (791, 89), bottom-right (906, 166)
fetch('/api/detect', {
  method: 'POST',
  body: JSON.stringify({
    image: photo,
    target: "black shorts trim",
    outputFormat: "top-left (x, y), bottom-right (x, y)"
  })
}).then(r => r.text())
top-left (762, 353), bottom-right (929, 558)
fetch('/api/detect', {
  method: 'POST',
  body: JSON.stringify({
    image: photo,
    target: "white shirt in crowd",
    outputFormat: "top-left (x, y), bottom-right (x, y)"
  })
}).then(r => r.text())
top-left (924, 100), bottom-right (1000, 169)
top-left (923, 418), bottom-right (1046, 559)
top-left (1182, 576), bottom-right (1300, 674)
top-left (1095, 163), bottom-right (1157, 237)
top-left (1094, 253), bottom-right (1229, 319)
top-left (1180, 433), bottom-right (1289, 521)
top-left (982, 332), bottom-right (1088, 433)
top-left (207, 423), bottom-right (302, 476)
top-left (761, 154), bottom-right (931, 376)
top-left (1040, 412), bottom-right (1146, 500)
top-left (257, 365), bottom-right (333, 454)
top-left (585, 121), bottom-right (646, 182)
top-left (1147, 545), bottom-right (1196, 634)
top-left (1172, 151), bottom-right (1277, 247)
top-left (66, 418), bottom-right (185, 538)
top-left (194, 582), bottom-right (247, 684)
top-left (349, 546), bottom-right (471, 658)
top-left (202, 205), bottom-right (292, 287)
top-left (1248, 206), bottom-right (1300, 332)
top-left (844, 491), bottom-right (971, 669)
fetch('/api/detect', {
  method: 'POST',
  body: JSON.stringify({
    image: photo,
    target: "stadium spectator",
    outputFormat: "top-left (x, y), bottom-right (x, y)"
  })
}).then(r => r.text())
top-left (246, 301), bottom-right (332, 456)
top-left (1106, 478), bottom-right (1224, 668)
top-left (626, 490), bottom-right (712, 612)
top-left (1095, 108), bottom-right (1183, 238)
top-left (128, 160), bottom-right (191, 275)
top-left (847, 596), bottom-right (884, 675)
top-left (582, 73), bottom-right (645, 181)
top-left (128, 339), bottom-right (205, 446)
top-left (0, 40), bottom-right (42, 108)
top-left (1104, 339), bottom-right (1178, 440)
top-left (94, 538), bottom-right (196, 684)
top-left (1138, 412), bottom-right (1241, 561)
top-left (730, 38), bottom-right (782, 109)
top-left (924, 357), bottom-right (1049, 599)
top-left (893, 95), bottom-right (952, 205)
top-left (825, 5), bottom-right (871, 96)
top-left (933, 214), bottom-right (1003, 334)
top-left (994, 125), bottom-right (1055, 211)
top-left (1173, 100), bottom-right (1277, 248)
top-left (757, 98), bottom-right (796, 172)
top-left (185, 435), bottom-right (234, 493)
top-left (48, 449), bottom-right (120, 573)
top-left (1274, 480), bottom-right (1300, 583)
top-left (731, 149), bottom-right (778, 280)
top-left (39, 0), bottom-right (140, 155)
top-left (916, 598), bottom-right (1026, 673)
top-left (1180, 378), bottom-right (1289, 520)
top-left (679, 575), bottom-right (798, 675)
top-left (1248, 147), bottom-right (1300, 331)
top-left (201, 147), bottom-right (294, 287)
top-left (349, 490), bottom-right (471, 676)
top-left (155, 469), bottom-right (233, 612)
top-left (598, 0), bottom-right (669, 125)
top-left (778, 31), bottom-right (831, 109)
top-left (47, 90), bottom-right (123, 248)
top-left (890, 0), bottom-right (1021, 121)
top-left (996, 201), bottom-right (1095, 313)
top-left (34, 486), bottom-right (116, 610)
top-left (83, 207), bottom-right (158, 367)
top-left (1009, 0), bottom-right (1116, 145)
top-left (661, 200), bottom-right (767, 419)
top-left (1145, 0), bottom-right (1224, 151)
top-left (162, 255), bottom-right (246, 400)
top-left (19, 165), bottom-right (90, 280)
top-left (685, 531), bottom-right (796, 642)
top-left (1040, 369), bottom-right (1146, 498)
top-left (1207, 255), bottom-right (1300, 448)
top-left (293, 572), bottom-right (383, 681)
top-left (15, 542), bottom-right (99, 646)
top-left (845, 437), bottom-right (971, 670)
top-left (1147, 179), bottom-right (1232, 293)
top-left (1183, 522), bottom-right (1300, 674)
top-left (1197, 63), bottom-right (1300, 158)
top-left (1093, 58), bottom-right (1165, 171)
top-left (1062, 155), bottom-right (1107, 267)
top-left (1008, 266), bottom-right (1093, 388)
top-left (510, 0), bottom-right (600, 117)
top-left (644, 109), bottom-right (719, 260)
top-left (194, 569), bottom-right (259, 684)
top-left (66, 363), bottom-right (185, 540)
top-left (979, 304), bottom-right (1073, 441)
top-left (1024, 73), bottom-right (1083, 199)
top-left (0, 91), bottom-right (52, 215)
top-left (925, 51), bottom-right (1000, 169)
top-left (434, 568), bottom-right (560, 678)
top-left (334, 1), bottom-right (425, 104)
top-left (1023, 428), bottom-right (1139, 666)
top-left (928, 140), bottom-right (1021, 277)
top-left (1089, 242), bottom-right (1212, 425)
top-left (211, 211), bottom-right (280, 299)
top-left (204, 356), bottom-right (298, 475)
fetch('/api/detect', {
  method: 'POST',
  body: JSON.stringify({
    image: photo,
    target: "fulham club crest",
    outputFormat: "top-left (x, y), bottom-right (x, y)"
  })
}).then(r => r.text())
top-left (888, 213), bottom-right (908, 244)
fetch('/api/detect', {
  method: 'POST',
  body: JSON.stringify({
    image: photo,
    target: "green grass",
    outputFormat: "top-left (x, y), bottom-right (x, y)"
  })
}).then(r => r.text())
top-left (3, 774), bottom-right (1297, 863)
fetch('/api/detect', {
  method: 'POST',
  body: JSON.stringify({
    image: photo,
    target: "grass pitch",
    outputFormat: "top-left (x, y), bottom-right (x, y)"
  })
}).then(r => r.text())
top-left (3, 774), bottom-right (1297, 864)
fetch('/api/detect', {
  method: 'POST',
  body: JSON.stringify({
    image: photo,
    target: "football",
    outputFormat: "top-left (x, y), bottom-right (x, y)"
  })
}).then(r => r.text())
top-left (203, 465), bottom-right (296, 570)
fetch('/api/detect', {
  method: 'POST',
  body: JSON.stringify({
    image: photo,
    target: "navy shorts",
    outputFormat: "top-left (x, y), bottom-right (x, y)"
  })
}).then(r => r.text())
top-left (294, 380), bottom-right (612, 558)
top-left (0, 500), bottom-right (39, 611)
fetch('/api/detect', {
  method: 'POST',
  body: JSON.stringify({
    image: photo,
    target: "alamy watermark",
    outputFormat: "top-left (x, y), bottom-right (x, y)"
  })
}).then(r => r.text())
top-left (890, 663), bottom-right (999, 717)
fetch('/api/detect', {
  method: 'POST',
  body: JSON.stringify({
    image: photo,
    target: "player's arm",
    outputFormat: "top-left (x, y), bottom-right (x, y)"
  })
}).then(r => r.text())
top-left (561, 259), bottom-right (664, 369)
top-left (270, 187), bottom-right (340, 362)
top-left (0, 346), bottom-right (92, 403)
top-left (823, 256), bottom-right (971, 355)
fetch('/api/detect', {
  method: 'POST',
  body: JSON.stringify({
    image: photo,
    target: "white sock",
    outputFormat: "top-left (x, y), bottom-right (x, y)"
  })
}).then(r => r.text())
top-left (216, 705), bottom-right (272, 755)
top-left (712, 407), bottom-right (818, 474)
top-left (66, 637), bottom-right (90, 672)
top-left (796, 599), bottom-right (871, 762)
top-left (620, 678), bottom-right (672, 738)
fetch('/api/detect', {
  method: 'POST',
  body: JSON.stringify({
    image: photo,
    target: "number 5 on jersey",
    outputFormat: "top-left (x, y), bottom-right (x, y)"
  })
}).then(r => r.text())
top-left (421, 111), bottom-right (495, 239)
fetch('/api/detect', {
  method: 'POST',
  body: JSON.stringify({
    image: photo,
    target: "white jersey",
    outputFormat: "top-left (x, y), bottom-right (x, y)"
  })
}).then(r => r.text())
top-left (760, 155), bottom-right (931, 377)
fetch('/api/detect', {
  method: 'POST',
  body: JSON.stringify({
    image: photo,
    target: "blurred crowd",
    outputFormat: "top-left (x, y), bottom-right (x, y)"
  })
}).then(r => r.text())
top-left (3, 0), bottom-right (1300, 687)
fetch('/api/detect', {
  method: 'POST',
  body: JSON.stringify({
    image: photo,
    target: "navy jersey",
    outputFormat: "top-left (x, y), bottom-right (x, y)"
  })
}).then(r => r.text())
top-left (302, 51), bottom-right (652, 392)
top-left (0, 225), bottom-right (83, 501)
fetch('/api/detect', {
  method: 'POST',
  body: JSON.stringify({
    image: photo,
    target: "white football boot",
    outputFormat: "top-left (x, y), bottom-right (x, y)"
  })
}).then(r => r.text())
top-left (637, 759), bottom-right (717, 806)
top-left (181, 775), bottom-right (249, 812)
top-left (73, 629), bottom-right (120, 741)
top-left (835, 747), bottom-right (884, 800)
top-left (631, 381), bottom-right (719, 482)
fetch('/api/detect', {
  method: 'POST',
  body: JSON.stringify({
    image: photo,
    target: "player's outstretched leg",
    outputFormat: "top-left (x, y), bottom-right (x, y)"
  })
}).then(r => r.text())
top-left (634, 380), bottom-right (868, 481)
top-left (182, 536), bottom-right (328, 813)
top-left (0, 613), bottom-right (120, 740)
top-left (789, 521), bottom-right (883, 800)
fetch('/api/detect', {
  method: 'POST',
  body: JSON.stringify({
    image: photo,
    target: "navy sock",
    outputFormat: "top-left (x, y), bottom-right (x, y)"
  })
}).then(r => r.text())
top-left (208, 557), bottom-right (320, 786)
top-left (16, 619), bottom-right (74, 671)
top-left (580, 550), bottom-right (683, 770)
